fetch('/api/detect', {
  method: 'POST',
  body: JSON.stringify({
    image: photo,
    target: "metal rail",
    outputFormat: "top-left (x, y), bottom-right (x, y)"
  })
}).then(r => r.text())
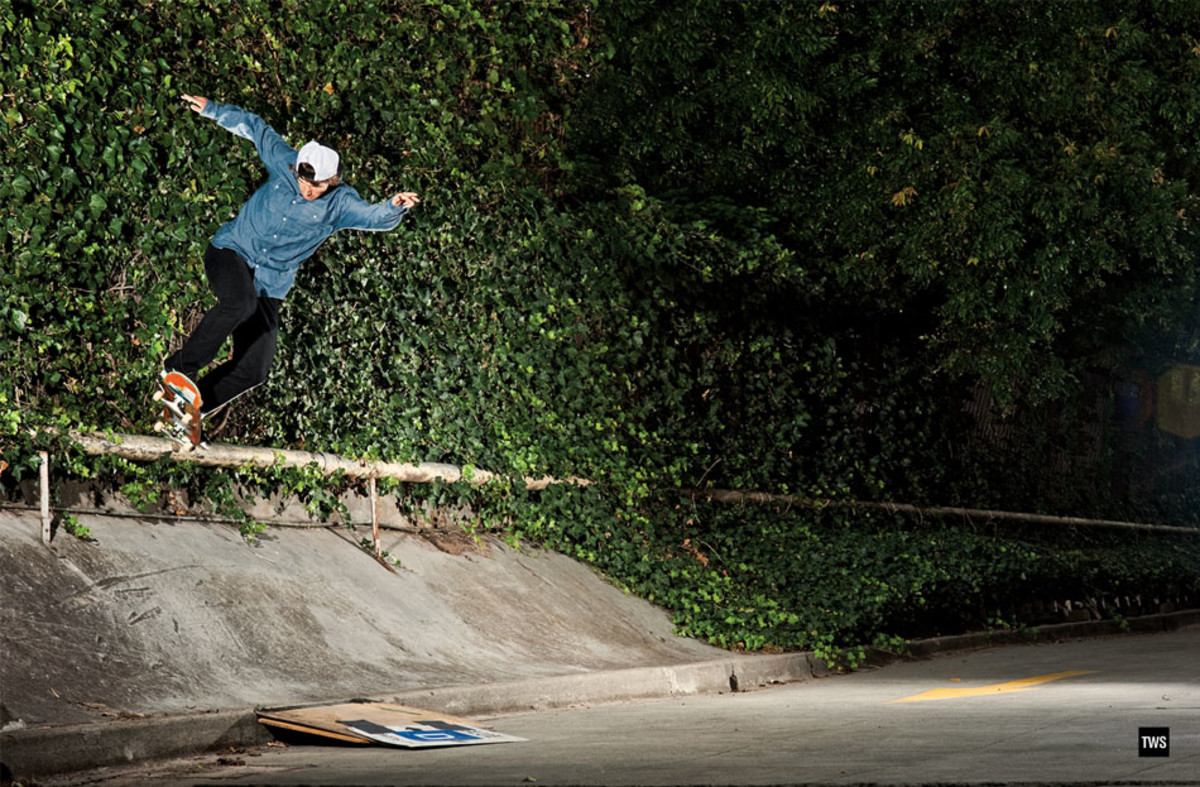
top-left (19, 432), bottom-right (583, 550)
top-left (678, 488), bottom-right (1200, 536)
top-left (15, 433), bottom-right (1195, 544)
top-left (70, 431), bottom-right (585, 490)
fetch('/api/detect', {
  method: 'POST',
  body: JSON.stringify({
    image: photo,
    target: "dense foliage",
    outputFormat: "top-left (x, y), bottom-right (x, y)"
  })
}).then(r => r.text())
top-left (3, 0), bottom-right (1198, 656)
top-left (574, 1), bottom-right (1200, 393)
top-left (514, 488), bottom-right (1200, 658)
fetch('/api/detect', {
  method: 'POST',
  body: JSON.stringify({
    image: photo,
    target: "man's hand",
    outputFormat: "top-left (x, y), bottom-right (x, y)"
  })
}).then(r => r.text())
top-left (180, 94), bottom-right (207, 113)
top-left (392, 192), bottom-right (420, 209)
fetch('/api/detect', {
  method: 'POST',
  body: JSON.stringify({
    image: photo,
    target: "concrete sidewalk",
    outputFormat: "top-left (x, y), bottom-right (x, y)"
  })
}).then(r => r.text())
top-left (2, 506), bottom-right (1198, 781)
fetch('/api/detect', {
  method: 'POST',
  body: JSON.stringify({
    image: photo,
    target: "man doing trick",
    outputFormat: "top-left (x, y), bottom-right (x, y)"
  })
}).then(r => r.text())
top-left (164, 94), bottom-right (419, 421)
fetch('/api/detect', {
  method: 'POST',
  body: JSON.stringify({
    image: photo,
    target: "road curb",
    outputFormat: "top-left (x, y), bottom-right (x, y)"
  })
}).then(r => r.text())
top-left (389, 651), bottom-right (819, 718)
top-left (898, 607), bottom-right (1200, 658)
top-left (3, 611), bottom-right (1197, 780)
top-left (0, 709), bottom-right (266, 781)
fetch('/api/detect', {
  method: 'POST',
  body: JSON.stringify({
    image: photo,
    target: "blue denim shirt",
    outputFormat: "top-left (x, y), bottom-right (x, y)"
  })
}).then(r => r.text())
top-left (200, 101), bottom-right (409, 299)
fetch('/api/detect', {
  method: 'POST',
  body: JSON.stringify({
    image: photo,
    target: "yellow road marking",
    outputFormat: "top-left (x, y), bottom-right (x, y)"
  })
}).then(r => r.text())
top-left (889, 670), bottom-right (1097, 703)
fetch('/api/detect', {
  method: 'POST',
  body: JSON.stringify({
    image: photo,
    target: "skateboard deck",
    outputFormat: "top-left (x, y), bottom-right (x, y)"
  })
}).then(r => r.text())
top-left (153, 371), bottom-right (204, 448)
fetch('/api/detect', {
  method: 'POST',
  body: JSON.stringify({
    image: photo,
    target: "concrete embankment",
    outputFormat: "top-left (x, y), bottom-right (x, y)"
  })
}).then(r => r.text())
top-left (4, 502), bottom-right (1197, 781)
top-left (0, 506), bottom-right (818, 778)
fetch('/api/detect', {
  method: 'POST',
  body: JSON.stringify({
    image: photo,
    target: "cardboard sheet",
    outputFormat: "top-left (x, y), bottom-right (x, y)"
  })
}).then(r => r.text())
top-left (256, 700), bottom-right (526, 749)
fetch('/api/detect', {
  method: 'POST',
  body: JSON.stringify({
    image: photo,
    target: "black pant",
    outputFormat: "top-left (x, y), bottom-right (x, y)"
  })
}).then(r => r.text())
top-left (164, 244), bottom-right (281, 414)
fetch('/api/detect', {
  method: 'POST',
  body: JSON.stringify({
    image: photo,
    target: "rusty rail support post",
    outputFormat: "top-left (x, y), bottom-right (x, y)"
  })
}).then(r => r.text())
top-left (369, 475), bottom-right (380, 559)
top-left (39, 451), bottom-right (51, 544)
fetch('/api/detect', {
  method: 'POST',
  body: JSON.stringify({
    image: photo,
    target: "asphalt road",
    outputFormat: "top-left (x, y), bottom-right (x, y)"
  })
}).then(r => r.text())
top-left (47, 626), bottom-right (1200, 786)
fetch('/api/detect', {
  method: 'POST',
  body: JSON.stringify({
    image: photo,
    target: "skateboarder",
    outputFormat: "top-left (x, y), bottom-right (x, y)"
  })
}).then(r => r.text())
top-left (164, 94), bottom-right (419, 419)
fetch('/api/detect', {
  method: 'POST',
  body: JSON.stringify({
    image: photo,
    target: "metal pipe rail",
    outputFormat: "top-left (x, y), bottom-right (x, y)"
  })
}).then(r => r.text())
top-left (25, 432), bottom-right (586, 551)
top-left (678, 487), bottom-right (1200, 536)
top-left (19, 433), bottom-right (1195, 546)
top-left (71, 431), bottom-right (579, 490)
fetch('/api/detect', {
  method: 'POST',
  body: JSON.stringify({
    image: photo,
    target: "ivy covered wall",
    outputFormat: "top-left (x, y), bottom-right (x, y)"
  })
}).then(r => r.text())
top-left (3, 1), bottom-right (1198, 655)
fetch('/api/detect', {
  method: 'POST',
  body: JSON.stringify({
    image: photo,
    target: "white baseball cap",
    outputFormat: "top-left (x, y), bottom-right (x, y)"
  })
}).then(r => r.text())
top-left (297, 141), bottom-right (339, 181)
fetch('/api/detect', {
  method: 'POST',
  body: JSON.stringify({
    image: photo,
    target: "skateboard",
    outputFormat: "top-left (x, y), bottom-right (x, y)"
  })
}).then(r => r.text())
top-left (153, 371), bottom-right (205, 448)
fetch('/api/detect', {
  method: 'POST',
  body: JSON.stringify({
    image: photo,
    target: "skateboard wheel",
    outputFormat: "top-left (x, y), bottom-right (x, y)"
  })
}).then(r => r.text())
top-left (153, 421), bottom-right (166, 433)
top-left (152, 390), bottom-right (165, 403)
top-left (180, 413), bottom-right (193, 425)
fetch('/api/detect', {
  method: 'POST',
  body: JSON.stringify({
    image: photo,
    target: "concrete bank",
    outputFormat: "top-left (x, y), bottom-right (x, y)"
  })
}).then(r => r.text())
top-left (3, 506), bottom-right (1198, 780)
top-left (0, 505), bottom-right (775, 779)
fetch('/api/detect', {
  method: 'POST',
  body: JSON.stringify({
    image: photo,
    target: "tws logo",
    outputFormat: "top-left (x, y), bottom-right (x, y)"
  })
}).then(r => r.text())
top-left (1138, 727), bottom-right (1170, 757)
